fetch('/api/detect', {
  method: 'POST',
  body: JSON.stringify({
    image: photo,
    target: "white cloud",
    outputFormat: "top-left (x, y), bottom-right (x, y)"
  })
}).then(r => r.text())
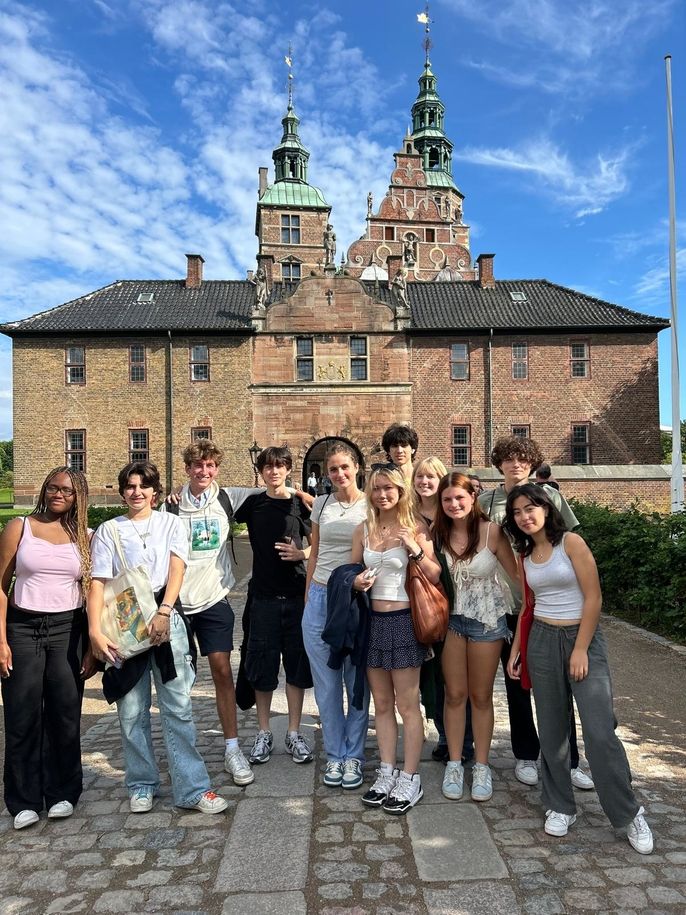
top-left (441, 0), bottom-right (676, 95)
top-left (457, 138), bottom-right (632, 217)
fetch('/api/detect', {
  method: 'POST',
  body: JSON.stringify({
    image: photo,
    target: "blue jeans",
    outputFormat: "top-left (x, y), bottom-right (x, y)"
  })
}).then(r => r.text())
top-left (116, 613), bottom-right (211, 807)
top-left (302, 582), bottom-right (370, 764)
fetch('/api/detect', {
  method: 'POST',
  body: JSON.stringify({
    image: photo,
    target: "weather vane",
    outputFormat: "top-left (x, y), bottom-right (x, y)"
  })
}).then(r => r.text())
top-left (417, 4), bottom-right (432, 64)
top-left (285, 43), bottom-right (294, 108)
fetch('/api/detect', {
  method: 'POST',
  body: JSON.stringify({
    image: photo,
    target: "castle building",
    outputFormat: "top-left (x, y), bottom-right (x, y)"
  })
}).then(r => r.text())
top-left (1, 48), bottom-right (670, 510)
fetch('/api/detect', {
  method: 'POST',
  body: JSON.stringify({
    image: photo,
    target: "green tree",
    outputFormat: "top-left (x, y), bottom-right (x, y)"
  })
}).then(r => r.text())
top-left (0, 440), bottom-right (13, 472)
top-left (661, 421), bottom-right (686, 462)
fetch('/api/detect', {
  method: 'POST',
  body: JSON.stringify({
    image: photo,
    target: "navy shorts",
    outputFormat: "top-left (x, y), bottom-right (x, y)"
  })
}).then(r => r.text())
top-left (186, 597), bottom-right (235, 656)
top-left (246, 595), bottom-right (313, 692)
top-left (447, 613), bottom-right (510, 643)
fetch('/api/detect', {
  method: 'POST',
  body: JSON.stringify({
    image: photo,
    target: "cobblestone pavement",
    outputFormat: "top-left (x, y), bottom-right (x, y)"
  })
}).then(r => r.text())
top-left (1, 564), bottom-right (685, 915)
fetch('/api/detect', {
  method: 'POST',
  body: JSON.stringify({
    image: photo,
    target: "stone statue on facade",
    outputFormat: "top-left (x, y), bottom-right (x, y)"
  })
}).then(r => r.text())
top-left (252, 266), bottom-right (268, 311)
top-left (367, 191), bottom-right (373, 217)
top-left (391, 268), bottom-right (410, 316)
top-left (323, 224), bottom-right (336, 265)
top-left (403, 233), bottom-right (417, 265)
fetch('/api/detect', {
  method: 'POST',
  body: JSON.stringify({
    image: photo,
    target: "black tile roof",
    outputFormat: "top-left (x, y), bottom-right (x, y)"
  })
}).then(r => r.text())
top-left (0, 277), bottom-right (668, 336)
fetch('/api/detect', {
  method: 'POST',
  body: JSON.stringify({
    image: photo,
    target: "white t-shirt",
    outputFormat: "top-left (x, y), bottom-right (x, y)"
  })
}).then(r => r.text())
top-left (158, 483), bottom-right (258, 614)
top-left (311, 493), bottom-right (367, 585)
top-left (91, 512), bottom-right (188, 592)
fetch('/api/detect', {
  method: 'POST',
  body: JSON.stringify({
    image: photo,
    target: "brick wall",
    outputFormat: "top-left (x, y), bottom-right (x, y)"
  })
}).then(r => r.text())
top-left (13, 335), bottom-right (254, 503)
top-left (258, 208), bottom-right (329, 279)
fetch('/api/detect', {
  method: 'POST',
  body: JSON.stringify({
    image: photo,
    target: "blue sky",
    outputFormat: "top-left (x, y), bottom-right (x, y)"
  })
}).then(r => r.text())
top-left (0, 0), bottom-right (684, 440)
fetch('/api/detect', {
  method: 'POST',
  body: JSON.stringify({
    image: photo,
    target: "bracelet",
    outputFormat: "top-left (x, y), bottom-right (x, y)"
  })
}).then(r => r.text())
top-left (409, 548), bottom-right (425, 563)
top-left (156, 610), bottom-right (171, 619)
top-left (160, 603), bottom-right (175, 612)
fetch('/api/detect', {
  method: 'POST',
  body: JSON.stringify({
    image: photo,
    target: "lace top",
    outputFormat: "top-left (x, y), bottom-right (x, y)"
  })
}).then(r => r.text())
top-left (443, 524), bottom-right (509, 630)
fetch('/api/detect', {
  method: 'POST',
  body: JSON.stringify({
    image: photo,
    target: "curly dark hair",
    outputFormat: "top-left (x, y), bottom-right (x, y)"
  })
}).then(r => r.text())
top-left (381, 423), bottom-right (419, 457)
top-left (504, 484), bottom-right (567, 556)
top-left (490, 436), bottom-right (544, 473)
top-left (433, 472), bottom-right (486, 562)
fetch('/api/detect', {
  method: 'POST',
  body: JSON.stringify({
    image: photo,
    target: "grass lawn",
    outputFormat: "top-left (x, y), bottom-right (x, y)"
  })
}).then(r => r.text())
top-left (0, 507), bottom-right (28, 530)
top-left (0, 488), bottom-right (13, 504)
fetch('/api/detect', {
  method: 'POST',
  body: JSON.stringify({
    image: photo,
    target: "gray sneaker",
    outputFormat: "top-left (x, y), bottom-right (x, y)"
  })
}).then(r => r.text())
top-left (224, 746), bottom-right (255, 785)
top-left (249, 730), bottom-right (273, 764)
top-left (284, 732), bottom-right (314, 764)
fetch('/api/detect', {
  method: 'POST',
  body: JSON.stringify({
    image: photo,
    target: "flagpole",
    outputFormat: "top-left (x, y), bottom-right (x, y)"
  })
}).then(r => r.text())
top-left (665, 54), bottom-right (683, 512)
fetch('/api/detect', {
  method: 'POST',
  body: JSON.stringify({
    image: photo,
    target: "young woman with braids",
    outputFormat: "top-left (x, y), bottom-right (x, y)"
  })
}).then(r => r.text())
top-left (0, 467), bottom-right (96, 830)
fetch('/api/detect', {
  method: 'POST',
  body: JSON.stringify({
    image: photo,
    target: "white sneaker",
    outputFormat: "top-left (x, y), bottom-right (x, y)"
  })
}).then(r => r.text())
top-left (14, 809), bottom-right (39, 830)
top-left (515, 759), bottom-right (539, 786)
top-left (627, 807), bottom-right (654, 854)
top-left (361, 765), bottom-right (399, 808)
top-left (224, 746), bottom-right (254, 786)
top-left (323, 761), bottom-right (344, 787)
top-left (571, 767), bottom-right (594, 790)
top-left (341, 758), bottom-right (364, 790)
top-left (442, 761), bottom-right (464, 800)
top-left (544, 809), bottom-right (577, 837)
top-left (382, 771), bottom-right (423, 815)
top-left (129, 787), bottom-right (154, 813)
top-left (192, 791), bottom-right (229, 814)
top-left (471, 763), bottom-right (493, 801)
top-left (48, 800), bottom-right (74, 819)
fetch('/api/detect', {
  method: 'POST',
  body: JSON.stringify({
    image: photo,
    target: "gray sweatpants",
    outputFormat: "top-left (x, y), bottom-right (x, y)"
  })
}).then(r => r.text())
top-left (527, 619), bottom-right (640, 828)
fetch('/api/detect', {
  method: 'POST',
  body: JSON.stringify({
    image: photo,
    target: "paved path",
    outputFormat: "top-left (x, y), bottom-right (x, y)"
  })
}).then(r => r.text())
top-left (1, 560), bottom-right (686, 915)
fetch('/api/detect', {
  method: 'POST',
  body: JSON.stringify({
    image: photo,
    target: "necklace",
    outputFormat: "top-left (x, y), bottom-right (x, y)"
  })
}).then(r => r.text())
top-left (129, 514), bottom-right (153, 549)
top-left (337, 494), bottom-right (362, 516)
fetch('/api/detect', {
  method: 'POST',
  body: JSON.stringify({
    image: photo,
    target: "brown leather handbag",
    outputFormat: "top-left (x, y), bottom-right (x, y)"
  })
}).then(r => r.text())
top-left (407, 560), bottom-right (449, 644)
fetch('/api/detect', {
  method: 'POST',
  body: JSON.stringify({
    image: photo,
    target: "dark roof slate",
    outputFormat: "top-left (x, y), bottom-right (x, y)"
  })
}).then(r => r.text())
top-left (1, 277), bottom-right (668, 336)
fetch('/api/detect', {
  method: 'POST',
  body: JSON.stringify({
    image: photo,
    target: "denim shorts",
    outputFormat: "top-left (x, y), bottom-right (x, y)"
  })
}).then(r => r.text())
top-left (447, 613), bottom-right (510, 642)
top-left (186, 597), bottom-right (234, 656)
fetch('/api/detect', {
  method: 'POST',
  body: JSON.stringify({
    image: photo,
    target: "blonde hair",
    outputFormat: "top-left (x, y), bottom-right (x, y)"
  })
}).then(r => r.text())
top-left (365, 467), bottom-right (415, 542)
top-left (33, 467), bottom-right (92, 593)
top-left (411, 456), bottom-right (448, 515)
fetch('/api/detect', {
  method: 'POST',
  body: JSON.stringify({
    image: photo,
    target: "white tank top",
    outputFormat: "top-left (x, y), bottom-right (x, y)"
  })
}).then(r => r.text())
top-left (523, 535), bottom-right (584, 621)
top-left (363, 525), bottom-right (410, 602)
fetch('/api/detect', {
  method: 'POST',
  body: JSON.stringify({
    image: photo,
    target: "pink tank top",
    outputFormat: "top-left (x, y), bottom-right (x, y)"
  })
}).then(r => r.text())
top-left (13, 518), bottom-right (84, 612)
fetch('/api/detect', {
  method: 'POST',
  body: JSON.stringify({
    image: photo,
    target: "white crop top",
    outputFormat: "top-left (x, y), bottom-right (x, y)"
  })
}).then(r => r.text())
top-left (443, 523), bottom-right (509, 630)
top-left (363, 526), bottom-right (410, 602)
top-left (523, 535), bottom-right (584, 621)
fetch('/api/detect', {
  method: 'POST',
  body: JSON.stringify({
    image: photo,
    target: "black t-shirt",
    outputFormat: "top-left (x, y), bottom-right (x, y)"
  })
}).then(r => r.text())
top-left (235, 492), bottom-right (311, 598)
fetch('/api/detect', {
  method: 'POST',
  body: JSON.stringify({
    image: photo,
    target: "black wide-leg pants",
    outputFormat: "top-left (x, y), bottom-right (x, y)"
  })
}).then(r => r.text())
top-left (2, 606), bottom-right (85, 815)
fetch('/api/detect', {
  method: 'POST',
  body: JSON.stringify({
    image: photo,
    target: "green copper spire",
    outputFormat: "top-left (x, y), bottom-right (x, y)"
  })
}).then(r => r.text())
top-left (272, 102), bottom-right (310, 183)
top-left (411, 6), bottom-right (456, 189)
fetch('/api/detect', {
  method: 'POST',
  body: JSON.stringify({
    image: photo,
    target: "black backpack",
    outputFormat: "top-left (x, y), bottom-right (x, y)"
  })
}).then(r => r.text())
top-left (167, 488), bottom-right (236, 562)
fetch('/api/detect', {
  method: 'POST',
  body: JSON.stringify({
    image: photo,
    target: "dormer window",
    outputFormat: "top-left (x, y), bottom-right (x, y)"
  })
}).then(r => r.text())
top-left (282, 260), bottom-right (301, 281)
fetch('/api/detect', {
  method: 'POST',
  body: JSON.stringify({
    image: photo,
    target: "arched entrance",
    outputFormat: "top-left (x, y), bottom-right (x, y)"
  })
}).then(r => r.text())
top-left (302, 437), bottom-right (365, 494)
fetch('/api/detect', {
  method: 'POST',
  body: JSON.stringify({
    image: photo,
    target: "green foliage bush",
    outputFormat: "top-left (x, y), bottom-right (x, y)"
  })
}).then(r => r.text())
top-left (571, 500), bottom-right (686, 641)
top-left (87, 506), bottom-right (125, 528)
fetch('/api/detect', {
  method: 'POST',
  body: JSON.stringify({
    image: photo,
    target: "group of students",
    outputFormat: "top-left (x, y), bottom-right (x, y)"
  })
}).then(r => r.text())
top-left (0, 425), bottom-right (653, 856)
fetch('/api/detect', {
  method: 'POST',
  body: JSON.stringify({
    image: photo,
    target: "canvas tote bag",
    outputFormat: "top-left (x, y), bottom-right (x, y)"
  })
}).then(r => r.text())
top-left (99, 519), bottom-right (158, 660)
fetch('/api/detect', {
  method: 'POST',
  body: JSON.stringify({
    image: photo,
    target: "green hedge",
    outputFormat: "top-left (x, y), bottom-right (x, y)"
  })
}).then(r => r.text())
top-left (570, 500), bottom-right (686, 642)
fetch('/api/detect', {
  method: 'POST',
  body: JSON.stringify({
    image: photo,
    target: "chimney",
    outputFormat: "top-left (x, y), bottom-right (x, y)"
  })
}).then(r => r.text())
top-left (246, 269), bottom-right (254, 282)
top-left (476, 253), bottom-right (495, 289)
top-left (258, 167), bottom-right (268, 199)
top-left (185, 253), bottom-right (205, 289)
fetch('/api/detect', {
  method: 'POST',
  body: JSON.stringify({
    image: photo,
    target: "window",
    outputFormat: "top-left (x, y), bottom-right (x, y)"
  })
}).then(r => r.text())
top-left (65, 429), bottom-right (86, 472)
top-left (129, 344), bottom-right (146, 383)
top-left (295, 337), bottom-right (314, 381)
top-left (282, 261), bottom-right (301, 281)
top-left (570, 342), bottom-right (590, 378)
top-left (425, 228), bottom-right (435, 243)
top-left (137, 292), bottom-right (155, 304)
top-left (512, 342), bottom-right (528, 380)
top-left (571, 424), bottom-right (591, 464)
top-left (191, 427), bottom-right (212, 441)
top-left (280, 214), bottom-right (300, 244)
top-left (350, 336), bottom-right (368, 381)
top-left (190, 344), bottom-right (209, 381)
top-left (384, 226), bottom-right (395, 241)
top-left (129, 429), bottom-right (149, 462)
top-left (511, 425), bottom-right (531, 439)
top-left (450, 343), bottom-right (469, 380)
top-left (451, 425), bottom-right (471, 465)
top-left (65, 346), bottom-right (85, 384)
top-left (509, 291), bottom-right (527, 303)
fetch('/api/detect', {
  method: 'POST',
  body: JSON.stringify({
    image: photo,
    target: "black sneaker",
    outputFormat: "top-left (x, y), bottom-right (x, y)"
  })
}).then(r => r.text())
top-left (382, 772), bottom-right (423, 815)
top-left (361, 766), bottom-right (398, 807)
top-left (431, 744), bottom-right (450, 763)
